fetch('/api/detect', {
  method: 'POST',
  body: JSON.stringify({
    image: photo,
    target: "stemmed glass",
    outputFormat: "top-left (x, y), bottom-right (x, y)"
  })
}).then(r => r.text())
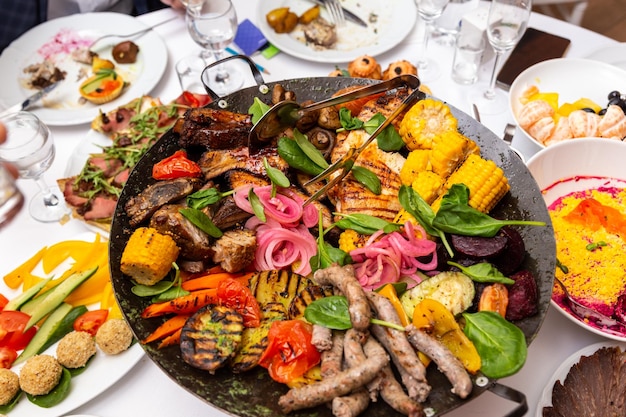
top-left (0, 112), bottom-right (69, 223)
top-left (186, 0), bottom-right (242, 95)
top-left (469, 0), bottom-right (531, 115)
top-left (415, 0), bottom-right (451, 82)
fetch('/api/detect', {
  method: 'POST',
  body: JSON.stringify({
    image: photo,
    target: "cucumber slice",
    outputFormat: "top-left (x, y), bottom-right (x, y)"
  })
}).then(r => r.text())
top-left (4, 278), bottom-right (52, 311)
top-left (38, 305), bottom-right (88, 354)
top-left (14, 303), bottom-right (73, 366)
top-left (22, 267), bottom-right (98, 330)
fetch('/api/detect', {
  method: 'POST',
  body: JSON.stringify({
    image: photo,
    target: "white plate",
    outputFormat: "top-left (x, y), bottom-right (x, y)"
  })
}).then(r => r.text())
top-left (63, 129), bottom-right (111, 178)
top-left (535, 341), bottom-right (626, 416)
top-left (585, 43), bottom-right (626, 71)
top-left (3, 232), bottom-right (144, 417)
top-left (0, 12), bottom-right (168, 126)
top-left (256, 0), bottom-right (416, 63)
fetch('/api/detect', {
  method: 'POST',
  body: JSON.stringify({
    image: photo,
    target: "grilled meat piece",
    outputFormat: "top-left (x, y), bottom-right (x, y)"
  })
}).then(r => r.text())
top-left (278, 336), bottom-right (389, 413)
top-left (125, 177), bottom-right (203, 227)
top-left (211, 229), bottom-right (256, 273)
top-left (177, 107), bottom-right (252, 150)
top-left (211, 196), bottom-right (253, 230)
top-left (406, 324), bottom-right (473, 399)
top-left (224, 169), bottom-right (270, 190)
top-left (303, 17), bottom-right (337, 48)
top-left (149, 204), bottom-right (213, 261)
top-left (313, 264), bottom-right (372, 331)
top-left (197, 146), bottom-right (287, 181)
top-left (180, 305), bottom-right (244, 374)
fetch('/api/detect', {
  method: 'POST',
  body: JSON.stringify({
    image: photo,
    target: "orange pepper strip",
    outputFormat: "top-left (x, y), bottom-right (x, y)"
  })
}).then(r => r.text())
top-left (142, 315), bottom-right (190, 344)
top-left (377, 284), bottom-right (410, 326)
top-left (41, 239), bottom-right (95, 275)
top-left (141, 289), bottom-right (218, 318)
top-left (181, 272), bottom-right (255, 292)
top-left (3, 246), bottom-right (47, 289)
top-left (157, 328), bottom-right (183, 349)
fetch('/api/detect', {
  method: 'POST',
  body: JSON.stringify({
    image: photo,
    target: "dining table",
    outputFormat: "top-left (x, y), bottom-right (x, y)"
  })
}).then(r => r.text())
top-left (0, 1), bottom-right (622, 416)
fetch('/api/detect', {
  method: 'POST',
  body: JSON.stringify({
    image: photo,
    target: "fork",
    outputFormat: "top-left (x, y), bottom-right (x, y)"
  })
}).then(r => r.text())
top-left (89, 16), bottom-right (178, 51)
top-left (322, 0), bottom-right (346, 26)
top-left (303, 88), bottom-right (426, 205)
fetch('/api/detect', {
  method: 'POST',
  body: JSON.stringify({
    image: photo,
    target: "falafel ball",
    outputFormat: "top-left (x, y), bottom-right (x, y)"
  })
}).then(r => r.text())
top-left (19, 355), bottom-right (62, 396)
top-left (95, 319), bottom-right (133, 355)
top-left (0, 368), bottom-right (20, 405)
top-left (56, 331), bottom-right (97, 368)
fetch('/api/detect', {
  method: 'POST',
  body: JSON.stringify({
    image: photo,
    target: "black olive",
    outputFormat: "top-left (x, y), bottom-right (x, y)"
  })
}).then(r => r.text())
top-left (608, 90), bottom-right (621, 100)
top-left (608, 97), bottom-right (622, 106)
top-left (581, 107), bottom-right (596, 113)
top-left (599, 108), bottom-right (607, 116)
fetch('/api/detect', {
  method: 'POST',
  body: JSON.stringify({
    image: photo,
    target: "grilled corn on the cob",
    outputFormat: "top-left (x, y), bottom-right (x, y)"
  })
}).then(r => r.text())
top-left (120, 227), bottom-right (180, 285)
top-left (399, 98), bottom-right (458, 150)
top-left (400, 149), bottom-right (431, 185)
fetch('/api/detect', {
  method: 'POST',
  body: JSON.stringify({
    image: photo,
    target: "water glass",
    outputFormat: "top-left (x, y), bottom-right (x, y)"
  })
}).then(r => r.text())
top-left (451, 30), bottom-right (485, 85)
top-left (175, 55), bottom-right (207, 94)
top-left (0, 164), bottom-right (23, 227)
top-left (434, 0), bottom-right (479, 45)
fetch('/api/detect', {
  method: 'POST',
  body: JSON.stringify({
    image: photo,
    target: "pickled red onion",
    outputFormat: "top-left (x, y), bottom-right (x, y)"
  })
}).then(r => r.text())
top-left (246, 218), bottom-right (317, 276)
top-left (350, 222), bottom-right (437, 290)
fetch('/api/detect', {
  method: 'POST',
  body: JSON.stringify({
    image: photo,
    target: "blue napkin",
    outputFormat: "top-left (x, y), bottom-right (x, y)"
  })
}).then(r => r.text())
top-left (234, 19), bottom-right (268, 56)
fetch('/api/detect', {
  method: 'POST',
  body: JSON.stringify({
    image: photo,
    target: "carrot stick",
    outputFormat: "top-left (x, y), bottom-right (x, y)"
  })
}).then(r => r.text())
top-left (141, 289), bottom-right (218, 318)
top-left (142, 315), bottom-right (190, 344)
top-left (181, 272), bottom-right (256, 292)
top-left (157, 328), bottom-right (183, 349)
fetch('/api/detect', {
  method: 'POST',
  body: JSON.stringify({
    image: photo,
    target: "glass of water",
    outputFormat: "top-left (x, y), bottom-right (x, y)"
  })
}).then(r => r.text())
top-left (0, 112), bottom-right (69, 222)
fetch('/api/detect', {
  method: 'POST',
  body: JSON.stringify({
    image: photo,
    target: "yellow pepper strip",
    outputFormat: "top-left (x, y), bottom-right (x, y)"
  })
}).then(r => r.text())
top-left (23, 273), bottom-right (46, 291)
top-left (100, 281), bottom-right (113, 310)
top-left (108, 301), bottom-right (123, 320)
top-left (3, 246), bottom-right (47, 289)
top-left (412, 298), bottom-right (481, 374)
top-left (377, 284), bottom-right (410, 326)
top-left (42, 239), bottom-right (97, 275)
top-left (43, 236), bottom-right (106, 289)
top-left (64, 263), bottom-right (110, 306)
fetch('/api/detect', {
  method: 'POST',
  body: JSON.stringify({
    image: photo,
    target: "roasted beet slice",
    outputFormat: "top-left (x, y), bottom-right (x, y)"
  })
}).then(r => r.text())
top-left (450, 234), bottom-right (508, 258)
top-left (505, 270), bottom-right (538, 321)
top-left (492, 226), bottom-right (526, 275)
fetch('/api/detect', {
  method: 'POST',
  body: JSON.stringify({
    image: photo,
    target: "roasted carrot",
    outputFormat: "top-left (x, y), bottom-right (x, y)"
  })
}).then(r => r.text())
top-left (142, 315), bottom-right (190, 344)
top-left (141, 289), bottom-right (218, 318)
top-left (157, 328), bottom-right (183, 349)
top-left (181, 272), bottom-right (256, 292)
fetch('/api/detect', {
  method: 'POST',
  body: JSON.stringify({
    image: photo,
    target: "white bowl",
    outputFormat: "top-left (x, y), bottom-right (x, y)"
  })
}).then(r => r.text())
top-left (509, 58), bottom-right (626, 148)
top-left (527, 138), bottom-right (626, 341)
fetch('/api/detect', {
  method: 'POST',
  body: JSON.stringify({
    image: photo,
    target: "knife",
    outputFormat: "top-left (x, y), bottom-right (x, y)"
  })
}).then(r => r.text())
top-left (306, 0), bottom-right (368, 27)
top-left (0, 82), bottom-right (61, 117)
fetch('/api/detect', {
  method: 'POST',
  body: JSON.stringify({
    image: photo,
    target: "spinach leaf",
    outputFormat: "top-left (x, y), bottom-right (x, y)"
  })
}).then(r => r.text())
top-left (187, 188), bottom-right (234, 210)
top-left (398, 185), bottom-right (454, 257)
top-left (448, 261), bottom-right (515, 285)
top-left (374, 281), bottom-right (408, 296)
top-left (277, 137), bottom-right (324, 176)
top-left (132, 279), bottom-right (174, 297)
top-left (351, 166), bottom-right (381, 195)
top-left (263, 157), bottom-right (290, 199)
top-left (334, 212), bottom-right (401, 235)
top-left (433, 184), bottom-right (546, 237)
top-left (338, 107), bottom-right (364, 131)
top-left (293, 129), bottom-right (329, 169)
top-left (310, 211), bottom-right (351, 272)
top-left (248, 97), bottom-right (271, 124)
top-left (179, 207), bottom-right (223, 238)
top-left (462, 311), bottom-right (527, 379)
top-left (27, 368), bottom-right (72, 408)
top-left (305, 296), bottom-right (404, 331)
top-left (361, 113), bottom-right (404, 151)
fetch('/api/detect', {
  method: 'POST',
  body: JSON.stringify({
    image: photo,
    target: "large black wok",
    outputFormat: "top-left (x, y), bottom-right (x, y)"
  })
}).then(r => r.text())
top-left (109, 59), bottom-right (555, 417)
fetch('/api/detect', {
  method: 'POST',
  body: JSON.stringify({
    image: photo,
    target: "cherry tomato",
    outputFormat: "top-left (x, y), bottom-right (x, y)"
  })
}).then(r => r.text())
top-left (0, 346), bottom-right (17, 369)
top-left (258, 320), bottom-right (320, 383)
top-left (0, 294), bottom-right (8, 311)
top-left (175, 91), bottom-right (211, 108)
top-left (73, 309), bottom-right (109, 337)
top-left (152, 150), bottom-right (202, 180)
top-left (0, 310), bottom-right (36, 350)
top-left (216, 278), bottom-right (262, 328)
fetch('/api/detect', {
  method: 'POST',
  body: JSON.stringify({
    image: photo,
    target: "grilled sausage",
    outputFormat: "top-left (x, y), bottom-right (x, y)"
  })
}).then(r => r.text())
top-left (278, 333), bottom-right (389, 413)
top-left (331, 388), bottom-right (370, 417)
top-left (311, 324), bottom-right (333, 351)
top-left (367, 292), bottom-right (431, 401)
top-left (313, 264), bottom-right (371, 331)
top-left (320, 330), bottom-right (344, 378)
top-left (378, 365), bottom-right (425, 417)
top-left (406, 324), bottom-right (473, 399)
top-left (343, 329), bottom-right (381, 399)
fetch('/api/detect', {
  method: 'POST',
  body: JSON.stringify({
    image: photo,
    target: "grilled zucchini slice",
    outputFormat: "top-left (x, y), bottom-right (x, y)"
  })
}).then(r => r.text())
top-left (249, 270), bottom-right (313, 310)
top-left (230, 302), bottom-right (286, 373)
top-left (180, 304), bottom-right (244, 373)
top-left (288, 284), bottom-right (334, 319)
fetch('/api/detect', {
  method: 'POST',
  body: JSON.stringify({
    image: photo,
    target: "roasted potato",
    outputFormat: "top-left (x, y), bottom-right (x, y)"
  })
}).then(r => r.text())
top-left (266, 7), bottom-right (298, 33)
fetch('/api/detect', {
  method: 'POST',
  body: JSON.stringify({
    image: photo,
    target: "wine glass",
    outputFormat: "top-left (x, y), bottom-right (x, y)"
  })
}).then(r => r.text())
top-left (469, 0), bottom-right (531, 115)
top-left (415, 0), bottom-right (451, 82)
top-left (0, 112), bottom-right (69, 223)
top-left (186, 0), bottom-right (243, 95)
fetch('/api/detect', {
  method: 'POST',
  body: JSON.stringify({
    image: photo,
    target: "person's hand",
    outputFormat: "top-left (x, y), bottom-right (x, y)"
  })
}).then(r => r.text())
top-left (0, 122), bottom-right (19, 179)
top-left (160, 0), bottom-right (186, 11)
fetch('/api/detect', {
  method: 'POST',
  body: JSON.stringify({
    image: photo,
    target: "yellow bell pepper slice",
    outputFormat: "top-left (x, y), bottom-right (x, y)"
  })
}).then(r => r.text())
top-left (412, 298), bottom-right (481, 374)
top-left (3, 247), bottom-right (47, 289)
top-left (528, 92), bottom-right (559, 111)
top-left (42, 239), bottom-right (96, 275)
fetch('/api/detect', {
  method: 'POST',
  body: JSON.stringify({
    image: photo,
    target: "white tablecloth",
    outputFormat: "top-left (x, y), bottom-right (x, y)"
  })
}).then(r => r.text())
top-left (0, 2), bottom-right (619, 417)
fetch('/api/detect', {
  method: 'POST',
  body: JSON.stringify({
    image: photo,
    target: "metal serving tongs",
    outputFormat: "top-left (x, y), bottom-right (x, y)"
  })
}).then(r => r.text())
top-left (554, 276), bottom-right (626, 329)
top-left (248, 74), bottom-right (422, 154)
top-left (302, 86), bottom-right (426, 206)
